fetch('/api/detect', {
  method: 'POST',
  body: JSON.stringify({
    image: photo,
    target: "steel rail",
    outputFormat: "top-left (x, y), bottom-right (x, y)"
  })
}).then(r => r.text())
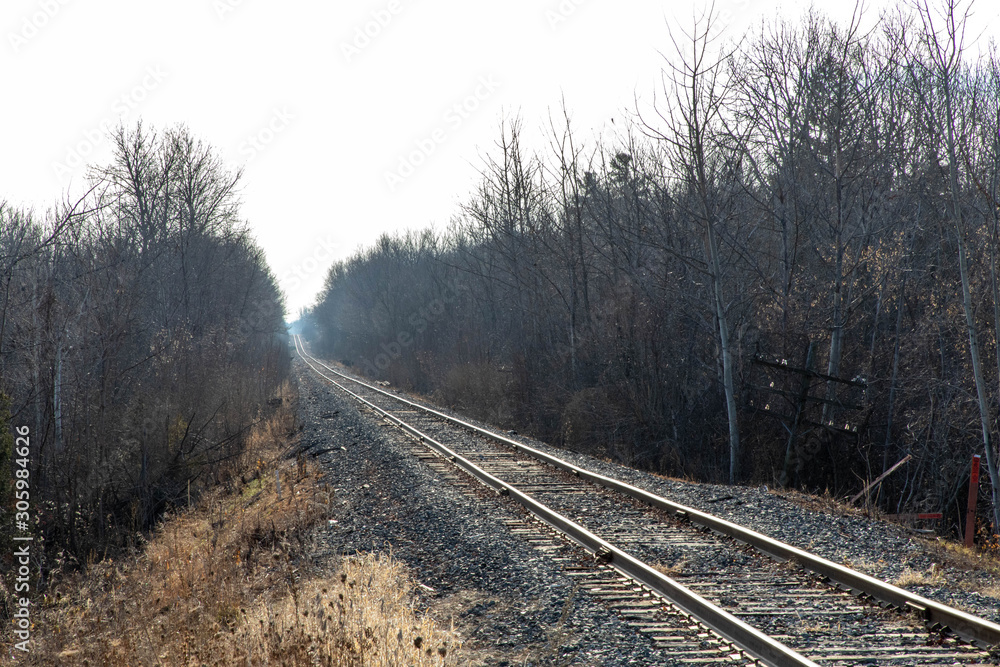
top-left (294, 336), bottom-right (819, 667)
top-left (295, 337), bottom-right (1000, 649)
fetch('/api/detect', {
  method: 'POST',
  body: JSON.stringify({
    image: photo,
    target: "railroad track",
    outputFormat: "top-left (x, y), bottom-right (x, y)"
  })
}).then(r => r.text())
top-left (293, 335), bottom-right (1000, 666)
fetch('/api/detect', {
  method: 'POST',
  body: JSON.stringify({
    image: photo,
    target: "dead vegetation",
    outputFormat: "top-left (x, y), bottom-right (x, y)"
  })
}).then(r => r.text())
top-left (653, 560), bottom-right (691, 577)
top-left (894, 564), bottom-right (946, 588)
top-left (767, 486), bottom-right (872, 521)
top-left (7, 381), bottom-right (464, 666)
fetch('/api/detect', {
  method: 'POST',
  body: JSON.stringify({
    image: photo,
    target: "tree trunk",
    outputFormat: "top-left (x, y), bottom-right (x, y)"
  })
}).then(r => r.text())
top-left (943, 81), bottom-right (1000, 533)
top-left (954, 229), bottom-right (1000, 531)
top-left (916, 0), bottom-right (1000, 534)
top-left (706, 218), bottom-right (741, 483)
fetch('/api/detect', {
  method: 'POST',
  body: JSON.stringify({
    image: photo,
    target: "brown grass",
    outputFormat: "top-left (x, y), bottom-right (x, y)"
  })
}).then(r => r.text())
top-left (773, 487), bottom-right (1000, 576)
top-left (9, 380), bottom-right (464, 666)
top-left (767, 486), bottom-right (871, 520)
top-left (653, 560), bottom-right (691, 577)
top-left (894, 564), bottom-right (945, 588)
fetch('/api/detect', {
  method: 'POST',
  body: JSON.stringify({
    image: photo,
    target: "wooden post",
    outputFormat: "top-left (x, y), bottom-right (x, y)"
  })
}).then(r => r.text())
top-left (965, 455), bottom-right (981, 548)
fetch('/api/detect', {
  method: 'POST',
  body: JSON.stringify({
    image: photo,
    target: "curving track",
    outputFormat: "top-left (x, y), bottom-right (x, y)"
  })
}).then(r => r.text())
top-left (294, 335), bottom-right (999, 666)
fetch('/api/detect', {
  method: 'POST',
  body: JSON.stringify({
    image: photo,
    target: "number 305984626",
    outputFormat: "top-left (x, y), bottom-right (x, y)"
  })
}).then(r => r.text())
top-left (14, 425), bottom-right (30, 523)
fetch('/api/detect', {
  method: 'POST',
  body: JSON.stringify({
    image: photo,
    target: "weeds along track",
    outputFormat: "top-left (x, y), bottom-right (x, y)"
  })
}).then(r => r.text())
top-left (294, 335), bottom-right (999, 666)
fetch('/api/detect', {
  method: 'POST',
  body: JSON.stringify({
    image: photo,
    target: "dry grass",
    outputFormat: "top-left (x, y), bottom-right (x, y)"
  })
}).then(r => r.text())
top-left (653, 559), bottom-right (691, 577)
top-left (9, 380), bottom-right (464, 666)
top-left (908, 535), bottom-right (1000, 598)
top-left (768, 486), bottom-right (871, 520)
top-left (894, 564), bottom-right (946, 588)
top-left (840, 557), bottom-right (882, 576)
top-left (975, 579), bottom-right (1000, 599)
top-left (932, 532), bottom-right (1000, 570)
top-left (236, 552), bottom-right (462, 666)
top-left (774, 487), bottom-right (1000, 583)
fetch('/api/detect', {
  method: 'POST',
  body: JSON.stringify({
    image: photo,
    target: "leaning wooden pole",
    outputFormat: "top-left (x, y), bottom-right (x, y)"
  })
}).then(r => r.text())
top-left (849, 454), bottom-right (912, 507)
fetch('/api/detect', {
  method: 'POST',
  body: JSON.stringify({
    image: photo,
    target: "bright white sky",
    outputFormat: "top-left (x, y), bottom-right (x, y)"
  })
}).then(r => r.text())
top-left (3, 0), bottom-right (998, 317)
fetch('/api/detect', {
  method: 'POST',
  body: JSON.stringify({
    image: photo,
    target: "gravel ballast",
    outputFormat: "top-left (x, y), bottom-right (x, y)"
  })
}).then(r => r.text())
top-left (294, 353), bottom-right (1000, 664)
top-left (489, 432), bottom-right (1000, 626)
top-left (295, 358), bottom-right (689, 666)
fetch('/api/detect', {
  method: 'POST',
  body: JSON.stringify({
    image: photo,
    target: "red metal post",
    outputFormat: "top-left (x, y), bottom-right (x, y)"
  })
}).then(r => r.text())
top-left (965, 455), bottom-right (981, 548)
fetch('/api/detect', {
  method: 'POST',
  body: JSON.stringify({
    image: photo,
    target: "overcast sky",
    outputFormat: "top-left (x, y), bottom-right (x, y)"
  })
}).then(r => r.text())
top-left (4, 0), bottom-right (999, 317)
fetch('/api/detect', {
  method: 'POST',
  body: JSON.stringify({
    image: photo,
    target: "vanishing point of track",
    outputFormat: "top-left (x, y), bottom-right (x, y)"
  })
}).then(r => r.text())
top-left (294, 335), bottom-right (1000, 666)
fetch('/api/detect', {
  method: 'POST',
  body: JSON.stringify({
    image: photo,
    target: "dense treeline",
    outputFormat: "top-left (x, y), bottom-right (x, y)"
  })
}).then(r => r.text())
top-left (306, 1), bottom-right (1000, 538)
top-left (0, 122), bottom-right (288, 577)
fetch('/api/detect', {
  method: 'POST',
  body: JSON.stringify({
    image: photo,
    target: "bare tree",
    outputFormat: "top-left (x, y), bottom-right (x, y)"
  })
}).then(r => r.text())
top-left (909, 0), bottom-right (1000, 531)
top-left (643, 6), bottom-right (743, 482)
